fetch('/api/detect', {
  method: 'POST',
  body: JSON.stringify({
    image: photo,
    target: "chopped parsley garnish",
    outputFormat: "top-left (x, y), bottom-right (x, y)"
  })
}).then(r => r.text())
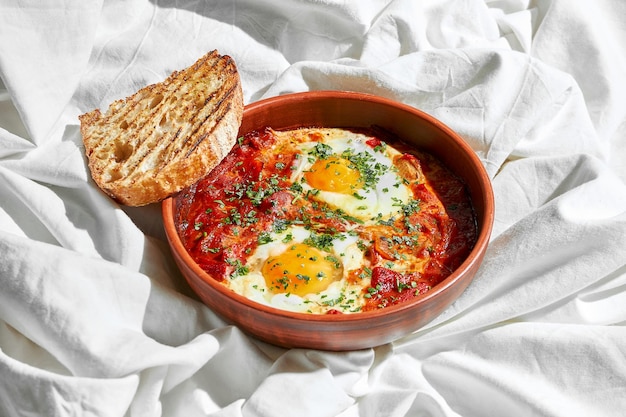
top-left (214, 199), bottom-right (226, 210)
top-left (324, 254), bottom-right (341, 269)
top-left (401, 199), bottom-right (421, 216)
top-left (258, 232), bottom-right (273, 245)
top-left (226, 258), bottom-right (249, 278)
top-left (340, 148), bottom-right (388, 190)
top-left (373, 142), bottom-right (387, 153)
top-left (304, 232), bottom-right (336, 252)
top-left (272, 218), bottom-right (290, 234)
top-left (309, 142), bottom-right (334, 159)
top-left (295, 274), bottom-right (311, 283)
top-left (290, 182), bottom-right (304, 193)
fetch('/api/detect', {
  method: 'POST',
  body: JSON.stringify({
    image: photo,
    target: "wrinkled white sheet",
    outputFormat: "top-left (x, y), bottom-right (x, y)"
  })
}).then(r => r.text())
top-left (1, 0), bottom-right (626, 416)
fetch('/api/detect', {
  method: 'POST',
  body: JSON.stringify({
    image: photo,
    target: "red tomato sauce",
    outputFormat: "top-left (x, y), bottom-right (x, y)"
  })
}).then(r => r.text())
top-left (175, 127), bottom-right (477, 313)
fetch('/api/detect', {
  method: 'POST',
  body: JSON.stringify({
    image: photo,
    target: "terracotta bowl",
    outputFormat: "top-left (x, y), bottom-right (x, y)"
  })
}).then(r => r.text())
top-left (162, 91), bottom-right (494, 351)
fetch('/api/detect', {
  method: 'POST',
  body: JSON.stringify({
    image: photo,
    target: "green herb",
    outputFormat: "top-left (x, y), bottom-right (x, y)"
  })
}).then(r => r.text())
top-left (309, 142), bottom-right (334, 159)
top-left (373, 142), bottom-right (387, 153)
top-left (272, 219), bottom-right (290, 234)
top-left (321, 293), bottom-right (345, 307)
top-left (377, 215), bottom-right (397, 227)
top-left (290, 182), bottom-right (303, 193)
top-left (397, 279), bottom-right (412, 292)
top-left (364, 283), bottom-right (382, 299)
top-left (226, 258), bottom-right (249, 278)
top-left (403, 217), bottom-right (421, 233)
top-left (258, 232), bottom-right (273, 245)
top-left (401, 199), bottom-right (421, 216)
top-left (341, 148), bottom-right (388, 190)
top-left (304, 232), bottom-right (336, 252)
top-left (324, 254), bottom-right (341, 269)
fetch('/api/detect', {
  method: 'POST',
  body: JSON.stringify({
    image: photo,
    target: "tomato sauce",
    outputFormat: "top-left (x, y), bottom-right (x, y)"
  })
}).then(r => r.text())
top-left (175, 127), bottom-right (477, 313)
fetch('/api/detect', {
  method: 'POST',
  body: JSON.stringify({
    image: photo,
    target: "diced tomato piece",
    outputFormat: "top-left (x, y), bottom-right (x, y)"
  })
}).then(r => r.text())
top-left (366, 138), bottom-right (382, 148)
top-left (198, 260), bottom-right (230, 281)
top-left (370, 267), bottom-right (401, 293)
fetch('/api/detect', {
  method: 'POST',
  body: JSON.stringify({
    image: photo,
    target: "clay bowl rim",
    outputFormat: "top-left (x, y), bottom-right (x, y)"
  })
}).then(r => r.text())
top-left (162, 90), bottom-right (494, 325)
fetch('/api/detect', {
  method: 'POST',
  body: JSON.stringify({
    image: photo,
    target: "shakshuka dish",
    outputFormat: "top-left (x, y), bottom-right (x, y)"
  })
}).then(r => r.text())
top-left (175, 127), bottom-right (477, 314)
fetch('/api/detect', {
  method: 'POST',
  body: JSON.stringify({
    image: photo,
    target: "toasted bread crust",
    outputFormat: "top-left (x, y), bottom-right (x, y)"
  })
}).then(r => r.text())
top-left (79, 50), bottom-right (244, 206)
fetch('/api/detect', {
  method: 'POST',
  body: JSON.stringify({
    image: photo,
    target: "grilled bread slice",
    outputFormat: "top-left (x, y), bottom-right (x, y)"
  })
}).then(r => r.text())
top-left (79, 50), bottom-right (244, 206)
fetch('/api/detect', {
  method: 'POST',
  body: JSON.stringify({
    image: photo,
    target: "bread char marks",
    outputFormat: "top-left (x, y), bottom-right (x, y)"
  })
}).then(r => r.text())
top-left (160, 55), bottom-right (239, 169)
top-left (110, 52), bottom-right (236, 181)
top-left (79, 49), bottom-right (244, 206)
top-left (184, 75), bottom-right (239, 159)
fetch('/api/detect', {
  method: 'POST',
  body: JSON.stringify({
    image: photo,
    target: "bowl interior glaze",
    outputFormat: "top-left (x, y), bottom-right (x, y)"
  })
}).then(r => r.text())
top-left (163, 91), bottom-right (494, 351)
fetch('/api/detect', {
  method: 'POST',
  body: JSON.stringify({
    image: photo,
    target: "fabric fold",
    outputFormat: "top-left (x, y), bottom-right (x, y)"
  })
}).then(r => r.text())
top-left (1, 0), bottom-right (626, 416)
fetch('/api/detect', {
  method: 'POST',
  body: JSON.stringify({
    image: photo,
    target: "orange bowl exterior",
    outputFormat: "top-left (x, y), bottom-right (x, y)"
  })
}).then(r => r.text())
top-left (162, 91), bottom-right (494, 351)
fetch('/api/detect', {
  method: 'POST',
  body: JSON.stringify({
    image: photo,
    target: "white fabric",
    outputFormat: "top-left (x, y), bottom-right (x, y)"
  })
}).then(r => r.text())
top-left (1, 0), bottom-right (625, 415)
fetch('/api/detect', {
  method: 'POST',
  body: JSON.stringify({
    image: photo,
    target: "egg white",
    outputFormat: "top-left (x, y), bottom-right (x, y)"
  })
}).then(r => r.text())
top-left (222, 129), bottom-right (429, 314)
top-left (291, 129), bottom-right (412, 221)
top-left (223, 226), bottom-right (368, 314)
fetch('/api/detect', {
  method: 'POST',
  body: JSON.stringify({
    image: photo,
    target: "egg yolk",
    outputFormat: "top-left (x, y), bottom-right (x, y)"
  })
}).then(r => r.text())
top-left (304, 156), bottom-right (362, 194)
top-left (262, 243), bottom-right (343, 296)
